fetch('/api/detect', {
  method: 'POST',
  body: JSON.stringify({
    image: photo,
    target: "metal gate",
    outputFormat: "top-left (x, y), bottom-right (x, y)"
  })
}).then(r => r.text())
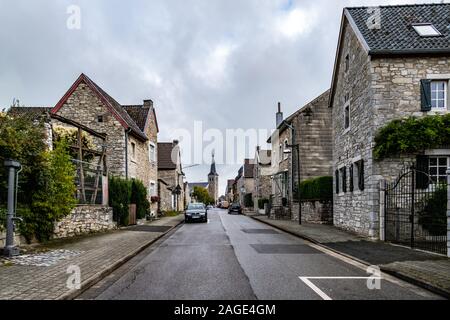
top-left (384, 166), bottom-right (447, 255)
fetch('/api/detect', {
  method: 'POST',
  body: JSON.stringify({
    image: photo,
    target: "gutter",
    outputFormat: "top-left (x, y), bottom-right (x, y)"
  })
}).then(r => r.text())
top-left (125, 128), bottom-right (132, 179)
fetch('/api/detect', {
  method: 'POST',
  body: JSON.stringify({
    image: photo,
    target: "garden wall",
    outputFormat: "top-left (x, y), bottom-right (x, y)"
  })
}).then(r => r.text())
top-left (292, 200), bottom-right (333, 224)
top-left (53, 205), bottom-right (115, 239)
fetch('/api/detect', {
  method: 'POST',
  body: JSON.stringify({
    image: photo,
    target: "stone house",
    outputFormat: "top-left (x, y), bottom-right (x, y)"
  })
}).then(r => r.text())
top-left (330, 3), bottom-right (450, 237)
top-left (225, 179), bottom-right (235, 203)
top-left (50, 73), bottom-right (159, 216)
top-left (267, 92), bottom-right (333, 221)
top-left (157, 140), bottom-right (186, 212)
top-left (236, 159), bottom-right (255, 209)
top-left (253, 147), bottom-right (272, 213)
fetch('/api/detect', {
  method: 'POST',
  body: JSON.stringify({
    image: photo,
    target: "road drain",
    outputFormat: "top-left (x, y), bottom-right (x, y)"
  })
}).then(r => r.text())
top-left (250, 244), bottom-right (321, 254)
top-left (242, 229), bottom-right (279, 234)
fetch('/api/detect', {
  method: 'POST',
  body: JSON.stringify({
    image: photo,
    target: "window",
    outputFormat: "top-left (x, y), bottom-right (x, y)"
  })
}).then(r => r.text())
top-left (149, 182), bottom-right (156, 197)
top-left (431, 81), bottom-right (447, 110)
top-left (345, 54), bottom-right (349, 73)
top-left (284, 139), bottom-right (289, 160)
top-left (149, 143), bottom-right (156, 162)
top-left (412, 24), bottom-right (441, 37)
top-left (131, 142), bottom-right (136, 160)
top-left (353, 160), bottom-right (365, 191)
top-left (429, 156), bottom-right (448, 184)
top-left (344, 94), bottom-right (350, 131)
top-left (349, 165), bottom-right (354, 192)
top-left (97, 115), bottom-right (104, 123)
top-left (279, 144), bottom-right (283, 162)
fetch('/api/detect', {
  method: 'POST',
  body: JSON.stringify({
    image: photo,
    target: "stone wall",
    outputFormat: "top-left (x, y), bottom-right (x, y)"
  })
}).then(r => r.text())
top-left (158, 170), bottom-right (176, 212)
top-left (332, 19), bottom-right (450, 238)
top-left (53, 206), bottom-right (115, 239)
top-left (292, 201), bottom-right (333, 224)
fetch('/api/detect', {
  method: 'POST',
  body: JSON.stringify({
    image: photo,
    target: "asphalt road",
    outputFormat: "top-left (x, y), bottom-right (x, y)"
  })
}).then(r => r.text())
top-left (80, 209), bottom-right (442, 300)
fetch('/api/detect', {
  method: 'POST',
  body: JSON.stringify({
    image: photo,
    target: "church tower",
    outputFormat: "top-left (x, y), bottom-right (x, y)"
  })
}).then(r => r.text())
top-left (208, 151), bottom-right (219, 203)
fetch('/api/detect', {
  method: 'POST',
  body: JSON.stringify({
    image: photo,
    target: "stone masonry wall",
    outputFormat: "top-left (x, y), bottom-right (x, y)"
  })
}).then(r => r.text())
top-left (53, 206), bottom-right (115, 239)
top-left (291, 200), bottom-right (333, 224)
top-left (142, 106), bottom-right (159, 214)
top-left (332, 20), bottom-right (375, 237)
top-left (158, 170), bottom-right (176, 212)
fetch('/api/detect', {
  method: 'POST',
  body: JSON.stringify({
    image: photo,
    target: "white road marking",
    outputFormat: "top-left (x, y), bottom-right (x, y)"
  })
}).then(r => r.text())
top-left (299, 276), bottom-right (383, 300)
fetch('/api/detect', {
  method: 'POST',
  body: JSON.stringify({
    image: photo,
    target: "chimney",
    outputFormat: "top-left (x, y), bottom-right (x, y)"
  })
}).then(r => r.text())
top-left (245, 159), bottom-right (250, 165)
top-left (172, 139), bottom-right (179, 146)
top-left (276, 102), bottom-right (283, 127)
top-left (143, 99), bottom-right (153, 107)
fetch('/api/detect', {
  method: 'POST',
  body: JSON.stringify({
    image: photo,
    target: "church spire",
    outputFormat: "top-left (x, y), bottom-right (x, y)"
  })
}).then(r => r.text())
top-left (209, 150), bottom-right (218, 176)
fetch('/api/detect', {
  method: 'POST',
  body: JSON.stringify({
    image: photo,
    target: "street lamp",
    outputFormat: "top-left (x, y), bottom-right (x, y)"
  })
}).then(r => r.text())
top-left (284, 144), bottom-right (302, 225)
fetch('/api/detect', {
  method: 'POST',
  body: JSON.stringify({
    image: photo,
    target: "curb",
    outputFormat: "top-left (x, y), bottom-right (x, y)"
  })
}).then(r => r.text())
top-left (58, 217), bottom-right (185, 300)
top-left (250, 216), bottom-right (450, 299)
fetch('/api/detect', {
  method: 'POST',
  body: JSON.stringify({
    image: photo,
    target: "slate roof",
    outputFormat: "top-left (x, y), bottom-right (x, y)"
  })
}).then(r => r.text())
top-left (8, 107), bottom-right (51, 120)
top-left (157, 142), bottom-right (177, 170)
top-left (346, 3), bottom-right (450, 54)
top-left (123, 105), bottom-right (150, 132)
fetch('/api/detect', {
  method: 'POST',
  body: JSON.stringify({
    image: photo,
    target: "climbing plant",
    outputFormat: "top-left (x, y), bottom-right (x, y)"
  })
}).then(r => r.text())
top-left (374, 114), bottom-right (450, 160)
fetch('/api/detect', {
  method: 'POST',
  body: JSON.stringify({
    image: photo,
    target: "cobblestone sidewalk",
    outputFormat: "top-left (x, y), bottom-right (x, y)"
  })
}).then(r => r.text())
top-left (0, 215), bottom-right (184, 300)
top-left (252, 215), bottom-right (450, 298)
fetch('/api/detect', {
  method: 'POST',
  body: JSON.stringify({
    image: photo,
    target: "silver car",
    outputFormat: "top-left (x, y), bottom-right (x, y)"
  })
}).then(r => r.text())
top-left (185, 203), bottom-right (208, 223)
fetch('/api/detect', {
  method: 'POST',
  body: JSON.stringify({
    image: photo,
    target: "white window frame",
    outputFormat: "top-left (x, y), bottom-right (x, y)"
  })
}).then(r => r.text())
top-left (149, 142), bottom-right (156, 163)
top-left (283, 139), bottom-right (289, 160)
top-left (428, 156), bottom-right (449, 184)
top-left (131, 142), bottom-right (136, 162)
top-left (149, 181), bottom-right (156, 197)
top-left (412, 23), bottom-right (442, 37)
top-left (430, 80), bottom-right (448, 111)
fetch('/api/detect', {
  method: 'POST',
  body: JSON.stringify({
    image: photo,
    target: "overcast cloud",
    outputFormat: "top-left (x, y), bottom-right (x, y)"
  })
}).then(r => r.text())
top-left (0, 0), bottom-right (444, 194)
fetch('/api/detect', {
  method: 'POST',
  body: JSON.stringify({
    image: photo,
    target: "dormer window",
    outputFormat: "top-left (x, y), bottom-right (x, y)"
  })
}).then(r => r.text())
top-left (412, 23), bottom-right (441, 37)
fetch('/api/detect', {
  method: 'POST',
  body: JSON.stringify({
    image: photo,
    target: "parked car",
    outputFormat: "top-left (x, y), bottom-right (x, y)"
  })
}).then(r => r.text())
top-left (228, 203), bottom-right (242, 215)
top-left (185, 203), bottom-right (208, 223)
top-left (206, 205), bottom-right (213, 210)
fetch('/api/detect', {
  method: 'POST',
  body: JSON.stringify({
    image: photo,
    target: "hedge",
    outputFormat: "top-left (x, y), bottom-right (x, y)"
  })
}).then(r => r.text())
top-left (131, 179), bottom-right (150, 219)
top-left (297, 176), bottom-right (333, 201)
top-left (109, 176), bottom-right (132, 226)
top-left (374, 114), bottom-right (450, 160)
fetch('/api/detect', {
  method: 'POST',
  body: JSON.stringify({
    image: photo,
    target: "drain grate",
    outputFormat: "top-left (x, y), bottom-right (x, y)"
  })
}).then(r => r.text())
top-left (126, 225), bottom-right (172, 233)
top-left (250, 244), bottom-right (321, 254)
top-left (241, 229), bottom-right (279, 234)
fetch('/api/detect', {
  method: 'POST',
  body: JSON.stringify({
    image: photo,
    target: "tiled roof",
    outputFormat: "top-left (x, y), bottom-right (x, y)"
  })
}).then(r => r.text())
top-left (123, 105), bottom-right (150, 132)
top-left (157, 142), bottom-right (177, 170)
top-left (346, 3), bottom-right (450, 54)
top-left (8, 107), bottom-right (51, 120)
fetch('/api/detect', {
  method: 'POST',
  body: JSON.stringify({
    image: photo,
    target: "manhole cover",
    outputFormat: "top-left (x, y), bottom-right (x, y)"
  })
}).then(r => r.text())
top-left (250, 244), bottom-right (321, 254)
top-left (126, 225), bottom-right (172, 233)
top-left (242, 229), bottom-right (279, 234)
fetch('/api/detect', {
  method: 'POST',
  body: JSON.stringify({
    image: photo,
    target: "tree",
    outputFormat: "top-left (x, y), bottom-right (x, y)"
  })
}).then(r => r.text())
top-left (192, 186), bottom-right (214, 205)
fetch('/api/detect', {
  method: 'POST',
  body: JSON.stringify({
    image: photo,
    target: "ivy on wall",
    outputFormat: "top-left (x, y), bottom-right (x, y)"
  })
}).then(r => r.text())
top-left (374, 114), bottom-right (450, 160)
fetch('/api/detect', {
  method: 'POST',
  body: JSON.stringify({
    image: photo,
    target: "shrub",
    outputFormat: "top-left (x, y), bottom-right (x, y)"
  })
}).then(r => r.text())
top-left (109, 176), bottom-right (132, 226)
top-left (258, 198), bottom-right (269, 210)
top-left (192, 186), bottom-right (214, 205)
top-left (244, 193), bottom-right (254, 208)
top-left (374, 114), bottom-right (450, 160)
top-left (418, 185), bottom-right (447, 236)
top-left (131, 179), bottom-right (150, 219)
top-left (297, 176), bottom-right (333, 201)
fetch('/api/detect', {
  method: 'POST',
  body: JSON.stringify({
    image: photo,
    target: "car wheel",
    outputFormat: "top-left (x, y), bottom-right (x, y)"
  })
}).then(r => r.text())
top-left (185, 217), bottom-right (189, 223)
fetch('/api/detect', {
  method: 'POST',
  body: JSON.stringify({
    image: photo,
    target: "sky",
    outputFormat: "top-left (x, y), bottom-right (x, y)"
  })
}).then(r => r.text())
top-left (0, 0), bottom-right (445, 195)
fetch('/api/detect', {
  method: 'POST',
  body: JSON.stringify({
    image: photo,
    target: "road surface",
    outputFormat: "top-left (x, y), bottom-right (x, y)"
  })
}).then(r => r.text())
top-left (78, 209), bottom-right (442, 300)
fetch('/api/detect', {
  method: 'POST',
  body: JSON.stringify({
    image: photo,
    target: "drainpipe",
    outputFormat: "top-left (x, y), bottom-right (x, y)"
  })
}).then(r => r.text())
top-left (124, 128), bottom-right (132, 179)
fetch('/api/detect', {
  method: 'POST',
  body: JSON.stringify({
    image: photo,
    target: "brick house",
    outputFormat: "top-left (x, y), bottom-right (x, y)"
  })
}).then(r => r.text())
top-left (330, 3), bottom-right (450, 237)
top-left (253, 147), bottom-right (272, 213)
top-left (267, 92), bottom-right (333, 220)
top-left (157, 140), bottom-right (186, 212)
top-left (50, 73), bottom-right (159, 215)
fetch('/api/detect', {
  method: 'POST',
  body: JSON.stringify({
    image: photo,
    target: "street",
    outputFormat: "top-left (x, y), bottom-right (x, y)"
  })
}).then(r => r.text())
top-left (79, 209), bottom-right (442, 300)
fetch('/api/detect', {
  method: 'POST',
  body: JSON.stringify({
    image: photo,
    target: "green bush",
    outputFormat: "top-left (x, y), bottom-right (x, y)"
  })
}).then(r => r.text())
top-left (374, 114), bottom-right (450, 160)
top-left (418, 185), bottom-right (447, 236)
top-left (192, 186), bottom-right (214, 205)
top-left (297, 176), bottom-right (333, 201)
top-left (258, 198), bottom-right (269, 210)
top-left (109, 176), bottom-right (132, 226)
top-left (131, 179), bottom-right (150, 219)
top-left (244, 193), bottom-right (254, 208)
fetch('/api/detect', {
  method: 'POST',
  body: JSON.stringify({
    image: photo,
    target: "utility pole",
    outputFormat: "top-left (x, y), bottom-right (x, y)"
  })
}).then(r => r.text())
top-left (3, 160), bottom-right (22, 257)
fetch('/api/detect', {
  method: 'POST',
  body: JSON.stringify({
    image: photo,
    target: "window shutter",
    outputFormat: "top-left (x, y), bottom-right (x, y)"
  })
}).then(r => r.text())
top-left (342, 168), bottom-right (347, 193)
top-left (420, 79), bottom-right (432, 112)
top-left (335, 170), bottom-right (339, 194)
top-left (416, 155), bottom-right (430, 189)
top-left (358, 160), bottom-right (365, 191)
top-left (349, 165), bottom-right (354, 192)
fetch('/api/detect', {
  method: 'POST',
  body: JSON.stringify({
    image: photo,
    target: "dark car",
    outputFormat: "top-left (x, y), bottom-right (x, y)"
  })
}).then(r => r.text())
top-left (185, 203), bottom-right (208, 223)
top-left (228, 203), bottom-right (242, 215)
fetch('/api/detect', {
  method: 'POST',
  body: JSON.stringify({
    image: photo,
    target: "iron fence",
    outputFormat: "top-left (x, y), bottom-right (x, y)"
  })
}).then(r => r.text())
top-left (385, 165), bottom-right (447, 255)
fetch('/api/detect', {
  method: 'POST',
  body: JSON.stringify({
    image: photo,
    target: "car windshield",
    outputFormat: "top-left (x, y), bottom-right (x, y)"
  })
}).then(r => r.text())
top-left (188, 204), bottom-right (205, 210)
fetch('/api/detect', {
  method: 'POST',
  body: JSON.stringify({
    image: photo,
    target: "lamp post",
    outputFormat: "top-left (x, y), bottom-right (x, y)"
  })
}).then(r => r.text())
top-left (284, 145), bottom-right (301, 225)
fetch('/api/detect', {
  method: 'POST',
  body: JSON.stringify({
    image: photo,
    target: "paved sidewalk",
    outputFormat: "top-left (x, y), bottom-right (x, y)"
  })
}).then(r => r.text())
top-left (252, 215), bottom-right (450, 298)
top-left (0, 215), bottom-right (184, 300)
